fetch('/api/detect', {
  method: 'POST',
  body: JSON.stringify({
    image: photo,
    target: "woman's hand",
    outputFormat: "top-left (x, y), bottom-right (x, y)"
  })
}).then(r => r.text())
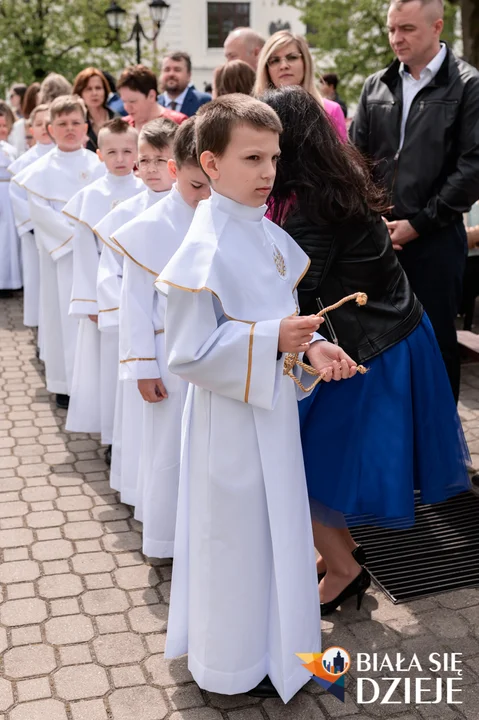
top-left (307, 340), bottom-right (357, 382)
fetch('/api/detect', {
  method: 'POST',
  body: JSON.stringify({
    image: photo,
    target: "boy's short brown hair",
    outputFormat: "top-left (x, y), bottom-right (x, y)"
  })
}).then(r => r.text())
top-left (173, 117), bottom-right (198, 168)
top-left (117, 65), bottom-right (158, 97)
top-left (29, 103), bottom-right (50, 124)
top-left (98, 117), bottom-right (138, 148)
top-left (139, 117), bottom-right (178, 153)
top-left (196, 94), bottom-right (282, 159)
top-left (49, 95), bottom-right (87, 123)
top-left (0, 101), bottom-right (15, 133)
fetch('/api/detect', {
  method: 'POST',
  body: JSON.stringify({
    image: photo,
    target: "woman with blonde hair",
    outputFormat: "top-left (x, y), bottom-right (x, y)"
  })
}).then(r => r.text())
top-left (254, 30), bottom-right (347, 141)
top-left (213, 59), bottom-right (256, 98)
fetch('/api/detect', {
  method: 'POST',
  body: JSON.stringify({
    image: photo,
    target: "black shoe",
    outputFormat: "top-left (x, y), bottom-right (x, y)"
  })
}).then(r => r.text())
top-left (0, 290), bottom-right (13, 298)
top-left (55, 394), bottom-right (70, 409)
top-left (104, 445), bottom-right (112, 466)
top-left (317, 544), bottom-right (367, 582)
top-left (320, 567), bottom-right (371, 616)
top-left (247, 675), bottom-right (280, 699)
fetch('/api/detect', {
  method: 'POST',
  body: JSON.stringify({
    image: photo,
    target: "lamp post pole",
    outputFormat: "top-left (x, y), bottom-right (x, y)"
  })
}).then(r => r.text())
top-left (105, 0), bottom-right (170, 64)
top-left (134, 15), bottom-right (142, 64)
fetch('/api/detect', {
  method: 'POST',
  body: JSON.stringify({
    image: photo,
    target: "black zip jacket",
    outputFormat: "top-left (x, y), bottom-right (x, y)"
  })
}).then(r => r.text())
top-left (284, 212), bottom-right (423, 364)
top-left (350, 47), bottom-right (479, 237)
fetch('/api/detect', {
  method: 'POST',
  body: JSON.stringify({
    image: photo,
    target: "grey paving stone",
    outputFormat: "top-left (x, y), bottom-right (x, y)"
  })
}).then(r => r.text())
top-left (108, 686), bottom-right (168, 720)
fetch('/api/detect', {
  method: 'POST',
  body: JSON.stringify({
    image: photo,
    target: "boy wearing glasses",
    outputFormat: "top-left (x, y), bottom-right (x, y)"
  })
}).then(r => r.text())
top-left (93, 117), bottom-right (176, 499)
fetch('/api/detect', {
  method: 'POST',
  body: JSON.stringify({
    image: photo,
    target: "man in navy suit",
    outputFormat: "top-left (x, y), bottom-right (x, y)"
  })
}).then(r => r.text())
top-left (159, 52), bottom-right (211, 117)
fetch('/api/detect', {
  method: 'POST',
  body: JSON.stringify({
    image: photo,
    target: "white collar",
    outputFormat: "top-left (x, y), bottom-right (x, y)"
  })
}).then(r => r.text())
top-left (399, 42), bottom-right (447, 81)
top-left (210, 189), bottom-right (267, 223)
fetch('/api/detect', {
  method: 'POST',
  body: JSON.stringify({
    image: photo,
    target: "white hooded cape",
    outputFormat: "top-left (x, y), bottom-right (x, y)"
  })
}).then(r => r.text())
top-left (63, 172), bottom-right (143, 442)
top-left (0, 141), bottom-right (21, 290)
top-left (113, 185), bottom-right (193, 557)
top-left (155, 190), bottom-right (321, 703)
top-left (93, 187), bottom-right (167, 506)
top-left (9, 142), bottom-right (54, 328)
top-left (19, 147), bottom-right (102, 395)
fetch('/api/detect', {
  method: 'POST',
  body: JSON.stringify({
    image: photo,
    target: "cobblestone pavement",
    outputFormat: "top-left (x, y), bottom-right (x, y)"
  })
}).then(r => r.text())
top-left (1, 293), bottom-right (479, 720)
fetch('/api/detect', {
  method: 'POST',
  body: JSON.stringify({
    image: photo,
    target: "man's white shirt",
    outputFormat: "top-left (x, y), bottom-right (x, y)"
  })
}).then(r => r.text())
top-left (399, 42), bottom-right (447, 149)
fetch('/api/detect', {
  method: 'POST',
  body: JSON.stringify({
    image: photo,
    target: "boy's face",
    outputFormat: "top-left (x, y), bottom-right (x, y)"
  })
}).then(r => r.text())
top-left (0, 116), bottom-right (11, 142)
top-left (97, 132), bottom-right (138, 176)
top-left (31, 111), bottom-right (51, 145)
top-left (48, 110), bottom-right (87, 152)
top-left (201, 125), bottom-right (280, 208)
top-left (168, 159), bottom-right (210, 209)
top-left (137, 139), bottom-right (174, 192)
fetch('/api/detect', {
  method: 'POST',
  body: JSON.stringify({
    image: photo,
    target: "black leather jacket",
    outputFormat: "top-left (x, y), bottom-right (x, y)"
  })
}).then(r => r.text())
top-left (285, 212), bottom-right (423, 364)
top-left (350, 47), bottom-right (479, 237)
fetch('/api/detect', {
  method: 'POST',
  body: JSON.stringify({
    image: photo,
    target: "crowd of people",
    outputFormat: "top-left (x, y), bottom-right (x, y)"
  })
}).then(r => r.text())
top-left (0, 0), bottom-right (478, 704)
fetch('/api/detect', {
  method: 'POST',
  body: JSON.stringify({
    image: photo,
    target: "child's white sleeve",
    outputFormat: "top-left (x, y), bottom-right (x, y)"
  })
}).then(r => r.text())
top-left (164, 286), bottom-right (283, 411)
top-left (119, 258), bottom-right (160, 381)
top-left (9, 180), bottom-right (32, 235)
top-left (70, 224), bottom-right (100, 318)
top-left (97, 245), bottom-right (123, 332)
top-left (28, 193), bottom-right (74, 260)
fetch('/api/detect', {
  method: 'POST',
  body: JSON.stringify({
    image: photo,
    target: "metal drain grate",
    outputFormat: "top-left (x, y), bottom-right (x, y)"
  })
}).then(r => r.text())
top-left (349, 491), bottom-right (479, 603)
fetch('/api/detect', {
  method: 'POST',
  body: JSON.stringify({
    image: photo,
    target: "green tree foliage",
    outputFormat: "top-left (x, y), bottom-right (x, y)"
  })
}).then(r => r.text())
top-left (280, 0), bottom-right (459, 103)
top-left (0, 0), bottom-right (139, 90)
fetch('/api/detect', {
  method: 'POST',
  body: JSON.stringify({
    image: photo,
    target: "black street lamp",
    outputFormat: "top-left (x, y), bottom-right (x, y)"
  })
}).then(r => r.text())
top-left (106, 0), bottom-right (170, 64)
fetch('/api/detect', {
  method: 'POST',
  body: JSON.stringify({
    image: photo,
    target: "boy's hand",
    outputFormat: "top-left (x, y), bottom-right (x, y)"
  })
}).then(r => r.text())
top-left (279, 315), bottom-right (322, 353)
top-left (88, 314), bottom-right (98, 323)
top-left (137, 378), bottom-right (168, 403)
top-left (307, 341), bottom-right (358, 382)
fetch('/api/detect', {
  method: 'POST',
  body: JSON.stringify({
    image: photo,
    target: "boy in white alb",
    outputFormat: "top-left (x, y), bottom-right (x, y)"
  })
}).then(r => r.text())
top-left (93, 118), bottom-right (176, 501)
top-left (157, 96), bottom-right (358, 702)
top-left (0, 101), bottom-right (21, 294)
top-left (9, 104), bottom-right (54, 331)
top-left (113, 118), bottom-right (210, 557)
top-left (63, 119), bottom-right (142, 453)
top-left (19, 96), bottom-right (102, 409)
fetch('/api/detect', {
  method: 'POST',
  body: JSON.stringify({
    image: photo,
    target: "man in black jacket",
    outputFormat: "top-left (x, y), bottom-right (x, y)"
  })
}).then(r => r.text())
top-left (350, 0), bottom-right (479, 402)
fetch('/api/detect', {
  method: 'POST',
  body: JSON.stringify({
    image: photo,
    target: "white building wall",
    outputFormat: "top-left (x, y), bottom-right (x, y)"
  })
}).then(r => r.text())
top-left (156, 0), bottom-right (305, 90)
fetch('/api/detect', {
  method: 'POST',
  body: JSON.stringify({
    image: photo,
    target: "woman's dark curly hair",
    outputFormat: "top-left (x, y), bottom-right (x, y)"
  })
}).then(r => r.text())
top-left (261, 85), bottom-right (387, 225)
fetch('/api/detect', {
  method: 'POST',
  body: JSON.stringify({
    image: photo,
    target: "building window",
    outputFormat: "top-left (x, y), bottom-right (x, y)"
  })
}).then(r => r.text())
top-left (207, 2), bottom-right (250, 48)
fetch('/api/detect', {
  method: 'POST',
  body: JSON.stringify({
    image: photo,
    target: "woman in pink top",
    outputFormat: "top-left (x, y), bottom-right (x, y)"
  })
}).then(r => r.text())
top-left (254, 31), bottom-right (348, 142)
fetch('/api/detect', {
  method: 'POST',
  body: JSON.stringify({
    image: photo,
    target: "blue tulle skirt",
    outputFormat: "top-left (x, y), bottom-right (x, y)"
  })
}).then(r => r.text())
top-left (299, 315), bottom-right (471, 529)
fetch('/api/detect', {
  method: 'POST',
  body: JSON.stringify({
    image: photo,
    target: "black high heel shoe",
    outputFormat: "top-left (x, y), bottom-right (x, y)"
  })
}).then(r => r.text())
top-left (317, 544), bottom-right (367, 583)
top-left (320, 567), bottom-right (371, 616)
top-left (247, 675), bottom-right (280, 698)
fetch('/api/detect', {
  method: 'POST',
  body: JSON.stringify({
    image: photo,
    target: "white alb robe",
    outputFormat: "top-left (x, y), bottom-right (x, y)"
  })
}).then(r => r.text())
top-left (63, 172), bottom-right (143, 441)
top-left (156, 191), bottom-right (321, 703)
top-left (94, 188), bottom-right (167, 505)
top-left (113, 186), bottom-right (192, 557)
top-left (0, 141), bottom-right (21, 290)
top-left (19, 147), bottom-right (102, 395)
top-left (9, 142), bottom-right (54, 327)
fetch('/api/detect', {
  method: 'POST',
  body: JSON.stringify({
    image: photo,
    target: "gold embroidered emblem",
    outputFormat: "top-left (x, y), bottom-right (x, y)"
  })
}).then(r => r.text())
top-left (272, 244), bottom-right (286, 277)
